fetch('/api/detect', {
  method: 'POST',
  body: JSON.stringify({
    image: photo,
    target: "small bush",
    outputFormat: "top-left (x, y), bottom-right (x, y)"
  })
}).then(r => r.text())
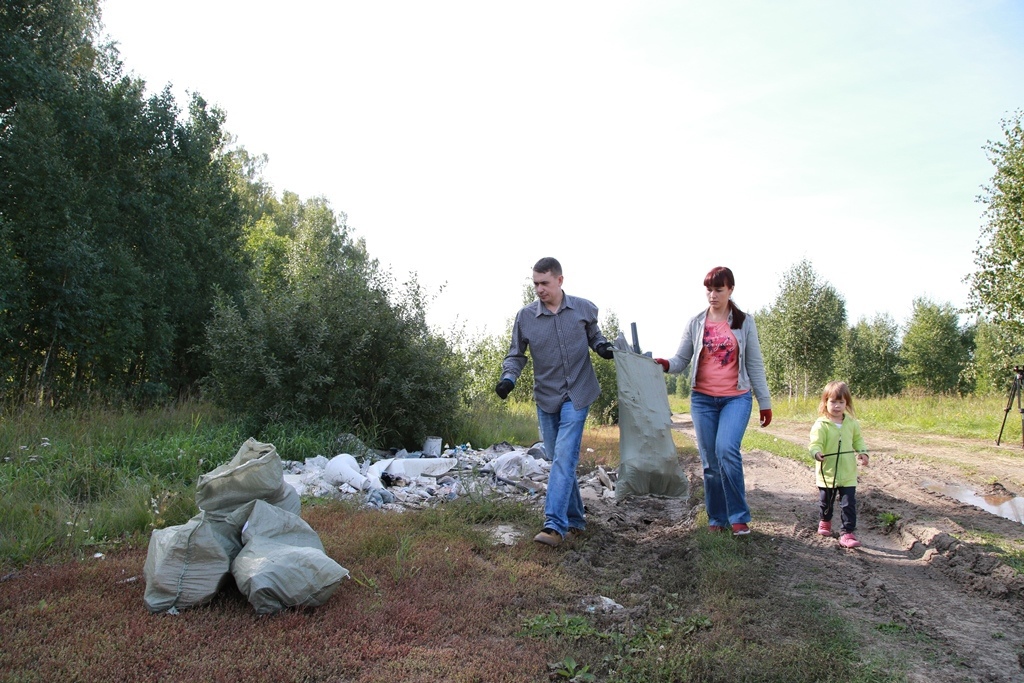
top-left (205, 266), bottom-right (464, 450)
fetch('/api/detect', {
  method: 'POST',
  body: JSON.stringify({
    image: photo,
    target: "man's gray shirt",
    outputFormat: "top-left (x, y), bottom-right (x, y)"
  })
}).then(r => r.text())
top-left (500, 293), bottom-right (608, 413)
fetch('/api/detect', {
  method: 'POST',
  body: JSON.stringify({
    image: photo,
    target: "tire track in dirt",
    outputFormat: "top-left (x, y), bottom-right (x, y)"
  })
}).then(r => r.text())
top-left (666, 413), bottom-right (1024, 682)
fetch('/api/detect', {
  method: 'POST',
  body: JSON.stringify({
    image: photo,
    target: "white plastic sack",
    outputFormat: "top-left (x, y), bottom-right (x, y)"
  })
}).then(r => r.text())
top-left (614, 343), bottom-right (688, 499)
top-left (143, 511), bottom-right (233, 613)
top-left (483, 451), bottom-right (547, 480)
top-left (323, 453), bottom-right (370, 490)
top-left (230, 500), bottom-right (349, 614)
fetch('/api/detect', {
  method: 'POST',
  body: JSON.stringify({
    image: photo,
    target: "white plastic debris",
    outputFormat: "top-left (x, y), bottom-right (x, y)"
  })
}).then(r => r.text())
top-left (483, 450), bottom-right (548, 480)
top-left (279, 439), bottom-right (608, 512)
top-left (324, 453), bottom-right (371, 491)
top-left (364, 457), bottom-right (458, 489)
top-left (282, 473), bottom-right (306, 496)
top-left (582, 595), bottom-right (624, 613)
top-left (386, 457), bottom-right (457, 479)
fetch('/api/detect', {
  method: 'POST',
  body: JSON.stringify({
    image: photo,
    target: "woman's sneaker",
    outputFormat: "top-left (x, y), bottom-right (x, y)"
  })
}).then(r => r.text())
top-left (817, 520), bottom-right (832, 536)
top-left (731, 523), bottom-right (750, 536)
top-left (839, 533), bottom-right (861, 548)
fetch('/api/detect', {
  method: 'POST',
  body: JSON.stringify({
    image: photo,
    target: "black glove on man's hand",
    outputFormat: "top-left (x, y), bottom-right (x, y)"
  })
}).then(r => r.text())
top-left (495, 378), bottom-right (514, 400)
top-left (595, 342), bottom-right (614, 360)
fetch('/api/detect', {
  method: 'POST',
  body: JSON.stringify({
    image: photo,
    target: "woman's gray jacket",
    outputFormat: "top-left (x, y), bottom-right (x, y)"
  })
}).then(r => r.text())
top-left (665, 309), bottom-right (772, 410)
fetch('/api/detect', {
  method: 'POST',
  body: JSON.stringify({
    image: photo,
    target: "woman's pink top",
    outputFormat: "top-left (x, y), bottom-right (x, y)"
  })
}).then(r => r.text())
top-left (693, 320), bottom-right (746, 397)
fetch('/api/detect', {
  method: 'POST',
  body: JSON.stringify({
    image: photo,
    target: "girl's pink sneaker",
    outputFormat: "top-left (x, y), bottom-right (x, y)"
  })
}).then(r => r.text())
top-left (817, 521), bottom-right (832, 536)
top-left (839, 533), bottom-right (861, 548)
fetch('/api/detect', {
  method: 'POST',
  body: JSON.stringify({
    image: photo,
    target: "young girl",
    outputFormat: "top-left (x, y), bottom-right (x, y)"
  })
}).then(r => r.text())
top-left (809, 381), bottom-right (869, 548)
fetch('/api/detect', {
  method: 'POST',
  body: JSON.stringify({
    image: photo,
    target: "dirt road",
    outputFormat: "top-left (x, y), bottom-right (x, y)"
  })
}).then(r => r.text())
top-left (749, 416), bottom-right (1024, 682)
top-left (579, 415), bottom-right (1024, 682)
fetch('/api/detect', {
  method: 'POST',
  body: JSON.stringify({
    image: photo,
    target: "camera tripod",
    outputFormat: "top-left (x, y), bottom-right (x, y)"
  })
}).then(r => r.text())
top-left (996, 366), bottom-right (1024, 447)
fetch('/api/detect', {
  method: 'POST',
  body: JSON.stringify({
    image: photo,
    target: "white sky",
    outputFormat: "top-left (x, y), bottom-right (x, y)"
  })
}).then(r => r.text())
top-left (99, 0), bottom-right (1024, 355)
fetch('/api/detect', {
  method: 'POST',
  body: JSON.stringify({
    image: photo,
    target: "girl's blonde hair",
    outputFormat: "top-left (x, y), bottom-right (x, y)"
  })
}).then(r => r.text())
top-left (818, 381), bottom-right (855, 417)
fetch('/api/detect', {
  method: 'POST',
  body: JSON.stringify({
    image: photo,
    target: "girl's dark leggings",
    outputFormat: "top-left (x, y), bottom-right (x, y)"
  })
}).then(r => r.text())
top-left (819, 485), bottom-right (857, 533)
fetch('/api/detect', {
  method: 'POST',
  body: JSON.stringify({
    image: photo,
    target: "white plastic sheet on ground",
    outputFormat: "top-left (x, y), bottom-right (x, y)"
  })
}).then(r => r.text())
top-left (482, 451), bottom-right (548, 480)
top-left (364, 457), bottom-right (458, 490)
top-left (613, 341), bottom-right (688, 500)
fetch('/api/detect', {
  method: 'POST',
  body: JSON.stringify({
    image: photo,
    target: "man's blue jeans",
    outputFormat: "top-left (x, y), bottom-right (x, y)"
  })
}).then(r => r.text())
top-left (689, 390), bottom-right (753, 527)
top-left (537, 401), bottom-right (589, 537)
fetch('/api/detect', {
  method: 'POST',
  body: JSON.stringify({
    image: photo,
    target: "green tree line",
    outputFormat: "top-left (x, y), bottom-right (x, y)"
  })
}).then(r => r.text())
top-left (750, 111), bottom-right (1024, 401)
top-left (473, 113), bottom-right (1024, 408)
top-left (0, 1), bottom-right (466, 448)
top-left (1, 0), bottom-right (247, 405)
top-left (755, 263), bottom-right (974, 400)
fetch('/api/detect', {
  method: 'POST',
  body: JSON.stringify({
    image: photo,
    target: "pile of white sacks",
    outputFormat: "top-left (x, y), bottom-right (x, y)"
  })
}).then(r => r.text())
top-left (281, 437), bottom-right (618, 510)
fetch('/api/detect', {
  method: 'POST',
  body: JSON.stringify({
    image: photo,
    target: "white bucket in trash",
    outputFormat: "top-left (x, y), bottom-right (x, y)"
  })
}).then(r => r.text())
top-left (423, 436), bottom-right (442, 456)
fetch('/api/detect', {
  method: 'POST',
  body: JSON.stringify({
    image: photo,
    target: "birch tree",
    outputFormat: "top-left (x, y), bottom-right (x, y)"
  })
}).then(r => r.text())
top-left (968, 112), bottom-right (1024, 376)
top-left (900, 298), bottom-right (972, 394)
top-left (966, 113), bottom-right (1024, 339)
top-left (759, 260), bottom-right (847, 399)
top-left (834, 314), bottom-right (902, 397)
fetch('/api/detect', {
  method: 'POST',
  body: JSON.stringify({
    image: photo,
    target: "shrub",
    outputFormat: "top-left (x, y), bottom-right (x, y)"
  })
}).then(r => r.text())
top-left (203, 200), bottom-right (464, 449)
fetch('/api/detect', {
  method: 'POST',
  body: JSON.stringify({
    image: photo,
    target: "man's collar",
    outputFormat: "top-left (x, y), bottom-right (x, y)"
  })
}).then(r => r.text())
top-left (533, 293), bottom-right (571, 316)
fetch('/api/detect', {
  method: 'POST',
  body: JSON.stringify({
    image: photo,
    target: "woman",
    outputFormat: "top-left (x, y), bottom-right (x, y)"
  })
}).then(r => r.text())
top-left (654, 266), bottom-right (772, 535)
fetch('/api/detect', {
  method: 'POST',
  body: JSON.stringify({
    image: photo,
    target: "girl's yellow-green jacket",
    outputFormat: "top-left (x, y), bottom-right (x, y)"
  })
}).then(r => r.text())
top-left (809, 415), bottom-right (867, 488)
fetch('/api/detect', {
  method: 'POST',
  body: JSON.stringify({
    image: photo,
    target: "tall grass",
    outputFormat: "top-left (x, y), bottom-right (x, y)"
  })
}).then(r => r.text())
top-left (1, 403), bottom-right (235, 565)
top-left (769, 393), bottom-right (1020, 441)
top-left (451, 401), bottom-right (540, 449)
top-left (0, 403), bottom-right (389, 567)
top-left (668, 395), bottom-right (690, 415)
top-left (0, 399), bottom-right (549, 569)
top-left (670, 391), bottom-right (1015, 442)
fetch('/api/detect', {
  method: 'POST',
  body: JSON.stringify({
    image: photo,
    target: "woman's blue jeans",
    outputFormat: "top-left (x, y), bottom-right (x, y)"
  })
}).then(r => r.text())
top-left (690, 390), bottom-right (753, 527)
top-left (537, 401), bottom-right (589, 536)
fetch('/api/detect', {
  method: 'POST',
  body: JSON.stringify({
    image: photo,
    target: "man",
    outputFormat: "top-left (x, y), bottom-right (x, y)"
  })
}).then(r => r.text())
top-left (495, 257), bottom-right (614, 547)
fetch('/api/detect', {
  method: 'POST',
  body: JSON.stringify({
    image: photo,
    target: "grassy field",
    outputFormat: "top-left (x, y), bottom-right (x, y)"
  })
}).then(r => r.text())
top-left (3, 394), bottom-right (1008, 681)
top-left (669, 389), bottom-right (1023, 446)
top-left (760, 392), bottom-right (1018, 440)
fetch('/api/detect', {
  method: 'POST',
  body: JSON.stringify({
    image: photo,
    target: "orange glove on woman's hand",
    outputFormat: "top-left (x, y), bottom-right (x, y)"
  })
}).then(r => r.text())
top-left (654, 358), bottom-right (669, 372)
top-left (759, 409), bottom-right (772, 427)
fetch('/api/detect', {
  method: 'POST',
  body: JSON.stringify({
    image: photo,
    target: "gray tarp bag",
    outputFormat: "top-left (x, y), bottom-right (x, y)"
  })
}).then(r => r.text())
top-left (143, 510), bottom-right (236, 613)
top-left (144, 438), bottom-right (303, 613)
top-left (231, 499), bottom-right (350, 614)
top-left (613, 340), bottom-right (689, 500)
top-left (195, 438), bottom-right (300, 515)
